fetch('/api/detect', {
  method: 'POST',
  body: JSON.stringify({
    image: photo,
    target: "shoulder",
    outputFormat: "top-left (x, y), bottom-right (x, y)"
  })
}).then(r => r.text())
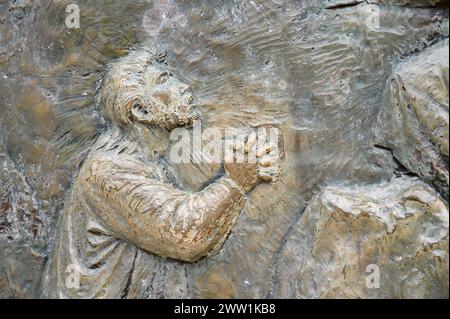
top-left (79, 150), bottom-right (163, 187)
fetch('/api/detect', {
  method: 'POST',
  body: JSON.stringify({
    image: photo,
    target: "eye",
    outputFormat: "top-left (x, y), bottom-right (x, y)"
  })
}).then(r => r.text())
top-left (132, 100), bottom-right (143, 110)
top-left (156, 72), bottom-right (170, 84)
top-left (132, 100), bottom-right (149, 114)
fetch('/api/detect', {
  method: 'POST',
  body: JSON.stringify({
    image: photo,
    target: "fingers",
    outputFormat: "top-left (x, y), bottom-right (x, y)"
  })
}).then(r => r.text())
top-left (260, 174), bottom-right (274, 182)
top-left (229, 134), bottom-right (279, 168)
top-left (245, 132), bottom-right (257, 153)
top-left (259, 154), bottom-right (278, 167)
top-left (233, 141), bottom-right (244, 152)
top-left (256, 143), bottom-right (277, 157)
top-left (233, 132), bottom-right (258, 153)
top-left (258, 165), bottom-right (280, 183)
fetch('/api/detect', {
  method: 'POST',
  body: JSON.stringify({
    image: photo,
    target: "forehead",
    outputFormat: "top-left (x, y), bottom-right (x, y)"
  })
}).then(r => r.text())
top-left (143, 64), bottom-right (166, 80)
top-left (111, 63), bottom-right (165, 89)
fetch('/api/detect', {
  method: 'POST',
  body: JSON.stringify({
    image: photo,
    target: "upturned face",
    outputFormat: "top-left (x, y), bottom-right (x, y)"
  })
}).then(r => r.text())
top-left (130, 64), bottom-right (200, 130)
top-left (101, 51), bottom-right (200, 131)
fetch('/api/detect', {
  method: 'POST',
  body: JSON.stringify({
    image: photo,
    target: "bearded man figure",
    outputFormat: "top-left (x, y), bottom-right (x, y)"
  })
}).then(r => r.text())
top-left (41, 49), bottom-right (279, 299)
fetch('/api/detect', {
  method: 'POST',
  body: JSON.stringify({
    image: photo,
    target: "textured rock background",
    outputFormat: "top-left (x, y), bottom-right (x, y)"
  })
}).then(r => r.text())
top-left (276, 177), bottom-right (448, 299)
top-left (0, 0), bottom-right (448, 298)
top-left (375, 39), bottom-right (449, 199)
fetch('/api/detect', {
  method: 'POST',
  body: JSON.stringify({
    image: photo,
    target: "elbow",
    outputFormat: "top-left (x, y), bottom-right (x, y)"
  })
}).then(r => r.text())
top-left (175, 240), bottom-right (215, 263)
top-left (139, 235), bottom-right (211, 263)
top-left (166, 229), bottom-right (219, 263)
top-left (161, 198), bottom-right (233, 262)
top-left (177, 252), bottom-right (203, 263)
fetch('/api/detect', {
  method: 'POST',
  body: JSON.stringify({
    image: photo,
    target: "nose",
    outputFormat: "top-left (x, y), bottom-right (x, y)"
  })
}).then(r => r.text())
top-left (152, 90), bottom-right (172, 106)
top-left (179, 85), bottom-right (193, 104)
top-left (178, 82), bottom-right (189, 93)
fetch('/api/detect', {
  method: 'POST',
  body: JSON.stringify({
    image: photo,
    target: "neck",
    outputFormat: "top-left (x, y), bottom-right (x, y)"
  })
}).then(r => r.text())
top-left (122, 124), bottom-right (171, 160)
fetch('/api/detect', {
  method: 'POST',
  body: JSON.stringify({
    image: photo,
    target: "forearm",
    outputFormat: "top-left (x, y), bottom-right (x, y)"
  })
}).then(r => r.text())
top-left (157, 176), bottom-right (246, 262)
top-left (86, 168), bottom-right (246, 262)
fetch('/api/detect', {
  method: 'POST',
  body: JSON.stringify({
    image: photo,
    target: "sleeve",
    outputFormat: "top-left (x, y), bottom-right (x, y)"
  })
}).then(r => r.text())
top-left (82, 157), bottom-right (246, 262)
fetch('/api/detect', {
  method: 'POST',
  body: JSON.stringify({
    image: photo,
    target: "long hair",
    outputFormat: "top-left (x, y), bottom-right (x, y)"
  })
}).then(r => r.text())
top-left (100, 49), bottom-right (156, 128)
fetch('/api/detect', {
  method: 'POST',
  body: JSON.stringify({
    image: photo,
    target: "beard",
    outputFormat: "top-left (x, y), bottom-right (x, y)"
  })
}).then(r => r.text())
top-left (156, 105), bottom-right (202, 131)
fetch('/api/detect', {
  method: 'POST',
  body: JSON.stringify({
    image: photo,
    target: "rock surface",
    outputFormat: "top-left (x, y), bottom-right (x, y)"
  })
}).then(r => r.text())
top-left (375, 40), bottom-right (449, 199)
top-left (275, 177), bottom-right (449, 299)
top-left (0, 0), bottom-right (448, 298)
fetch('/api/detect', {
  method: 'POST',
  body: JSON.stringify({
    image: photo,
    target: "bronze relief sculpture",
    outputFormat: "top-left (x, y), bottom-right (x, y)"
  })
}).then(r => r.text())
top-left (0, 0), bottom-right (448, 300)
top-left (41, 50), bottom-right (279, 298)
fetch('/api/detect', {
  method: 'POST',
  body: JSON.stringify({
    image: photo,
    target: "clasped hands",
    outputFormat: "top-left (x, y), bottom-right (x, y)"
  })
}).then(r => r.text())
top-left (224, 132), bottom-right (280, 193)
